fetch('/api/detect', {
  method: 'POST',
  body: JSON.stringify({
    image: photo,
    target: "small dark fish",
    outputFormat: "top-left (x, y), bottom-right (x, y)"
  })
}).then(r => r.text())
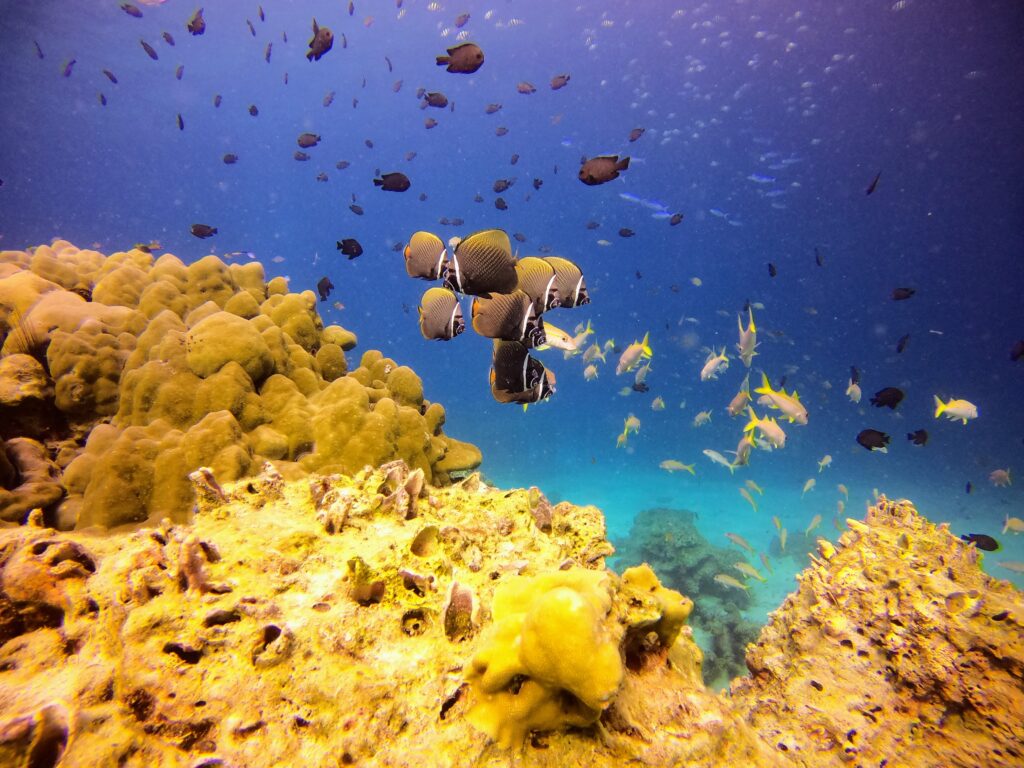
top-left (349, 204), bottom-right (364, 216)
top-left (364, 139), bottom-right (374, 149)
top-left (960, 533), bottom-right (999, 552)
top-left (406, 151), bottom-right (417, 161)
top-left (870, 387), bottom-right (904, 410)
top-left (306, 18), bottom-right (334, 61)
top-left (385, 55), bottom-right (393, 72)
top-left (850, 365), bottom-right (860, 385)
top-left (965, 481), bottom-right (973, 494)
top-left (628, 127), bottom-right (645, 142)
top-left (856, 429), bottom-right (890, 452)
top-left (247, 19), bottom-right (256, 37)
top-left (249, 104), bottom-right (259, 116)
top-left (495, 126), bottom-right (509, 137)
top-left (669, 213), bottom-right (684, 226)
top-left (632, 381), bottom-right (650, 393)
top-left (891, 287), bottom-right (915, 301)
top-left (264, 42), bottom-right (272, 63)
top-left (585, 221), bottom-right (600, 230)
top-left (814, 247), bottom-right (824, 267)
top-left (323, 90), bottom-right (335, 107)
top-left (618, 228), bottom-right (635, 238)
top-left (510, 154), bottom-right (519, 165)
top-left (213, 94), bottom-right (222, 108)
top-left (297, 132), bottom-right (321, 148)
top-left (424, 118), bottom-right (439, 131)
top-left (550, 74), bottom-right (571, 90)
top-left (190, 224), bottom-right (217, 239)
top-left (776, 375), bottom-right (787, 391)
top-left (494, 197), bottom-right (508, 211)
top-left (439, 217), bottom-right (451, 226)
top-left (485, 103), bottom-right (502, 114)
top-left (418, 192), bottom-right (427, 201)
top-left (907, 429), bottom-right (928, 446)
top-left (533, 178), bottom-right (543, 191)
top-left (348, 1), bottom-right (355, 16)
top-left (33, 40), bottom-right (44, 59)
top-left (454, 13), bottom-right (470, 28)
top-left (767, 262), bottom-right (777, 277)
top-left (516, 81), bottom-right (537, 95)
top-left (223, 153), bottom-right (238, 165)
top-left (103, 68), bottom-right (118, 84)
top-left (282, 31), bottom-right (287, 42)
top-left (337, 239), bottom-right (363, 259)
top-left (352, 98), bottom-right (358, 109)
top-left (392, 79), bottom-right (403, 93)
top-left (317, 276), bottom-right (334, 301)
top-left (451, 217), bottom-right (464, 226)
top-left (283, 72), bottom-right (289, 85)
top-left (341, 33), bottom-right (348, 49)
top-left (187, 8), bottom-right (206, 36)
top-left (294, 151), bottom-right (310, 161)
top-left (865, 171), bottom-right (881, 195)
top-left (336, 160), bottom-right (350, 170)
top-left (896, 333), bottom-right (910, 353)
top-left (1009, 340), bottom-right (1024, 362)
top-left (473, 194), bottom-right (483, 203)
top-left (512, 233), bottom-right (527, 243)
top-left (62, 59), bottom-right (76, 77)
top-left (579, 155), bottom-right (629, 186)
top-left (175, 64), bottom-right (184, 80)
top-left (120, 3), bottom-right (143, 18)
top-left (140, 40), bottom-right (158, 60)
top-left (493, 179), bottom-right (514, 194)
top-left (316, 173), bottom-right (328, 183)
top-left (176, 113), bottom-right (184, 130)
top-left (436, 42), bottom-right (484, 74)
top-left (423, 92), bottom-right (448, 108)
top-left (635, 270), bottom-right (642, 280)
top-left (98, 92), bottom-right (107, 106)
top-left (258, 5), bottom-right (265, 22)
top-left (162, 31), bottom-right (176, 46)
top-left (374, 172), bottom-right (410, 192)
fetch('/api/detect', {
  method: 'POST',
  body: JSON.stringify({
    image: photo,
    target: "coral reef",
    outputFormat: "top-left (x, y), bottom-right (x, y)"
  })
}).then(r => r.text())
top-left (612, 507), bottom-right (761, 686)
top-left (731, 497), bottom-right (1024, 767)
top-left (0, 466), bottom-right (783, 767)
top-left (0, 240), bottom-right (481, 529)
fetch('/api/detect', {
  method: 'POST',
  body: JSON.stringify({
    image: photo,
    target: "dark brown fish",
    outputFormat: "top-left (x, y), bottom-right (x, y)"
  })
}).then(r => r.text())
top-left (585, 221), bottom-right (600, 230)
top-left (306, 18), bottom-right (334, 61)
top-left (896, 333), bottom-right (910, 353)
top-left (283, 72), bottom-right (288, 85)
top-left (865, 171), bottom-right (881, 195)
top-left (768, 262), bottom-right (777, 277)
top-left (493, 179), bottom-right (514, 194)
top-left (336, 160), bottom-right (350, 170)
top-left (891, 287), bottom-right (915, 300)
top-left (490, 341), bottom-right (555, 405)
top-left (533, 178), bottom-right (543, 191)
top-left (385, 55), bottom-right (393, 72)
top-left (512, 233), bottom-right (527, 243)
top-left (297, 133), bottom-right (321, 148)
top-left (814, 247), bottom-right (824, 266)
top-left (550, 74), bottom-right (570, 90)
top-left (352, 98), bottom-right (358, 109)
top-left (374, 172), bottom-right (410, 192)
top-left (317, 276), bottom-right (334, 301)
top-left (249, 104), bottom-right (258, 116)
top-left (336, 238), bottom-right (363, 259)
top-left (61, 59), bottom-right (76, 77)
top-left (187, 8), bottom-right (206, 36)
top-left (120, 3), bottom-right (143, 18)
top-left (176, 113), bottom-right (184, 130)
top-left (618, 228), bottom-right (635, 238)
top-left (628, 127), bottom-right (645, 142)
top-left (544, 256), bottom-right (589, 307)
top-left (294, 151), bottom-right (309, 161)
top-left (856, 429), bottom-right (890, 452)
top-left (213, 94), bottom-right (222, 107)
top-left (579, 155), bottom-right (629, 186)
top-left (162, 31), bottom-right (176, 46)
top-left (473, 194), bottom-right (484, 203)
top-left (1011, 340), bottom-right (1024, 362)
top-left (423, 92), bottom-right (448, 108)
top-left (140, 40), bottom-right (158, 60)
top-left (223, 153), bottom-right (238, 164)
top-left (451, 217), bottom-right (464, 226)
top-left (175, 64), bottom-right (184, 80)
top-left (404, 231), bottom-right (447, 279)
top-left (419, 287), bottom-right (464, 341)
top-left (907, 429), bottom-right (928, 446)
top-left (870, 387), bottom-right (904, 410)
top-left (365, 139), bottom-right (374, 148)
top-left (341, 33), bottom-right (348, 49)
top-left (323, 90), bottom-right (336, 107)
top-left (510, 154), bottom-right (519, 165)
top-left (392, 79), bottom-right (403, 93)
top-left (349, 204), bottom-right (364, 216)
top-left (472, 291), bottom-right (546, 347)
top-left (669, 212), bottom-right (684, 226)
top-left (406, 151), bottom-right (417, 161)
top-left (444, 229), bottom-right (518, 296)
top-left (516, 81), bottom-right (537, 95)
top-left (190, 224), bottom-right (217, 239)
top-left (98, 92), bottom-right (107, 106)
top-left (264, 42), bottom-right (272, 63)
top-left (103, 68), bottom-right (118, 83)
top-left (33, 40), bottom-right (44, 59)
top-left (494, 197), bottom-right (508, 211)
top-left (424, 117), bottom-right (438, 129)
top-left (436, 42), bottom-right (484, 74)
top-left (258, 5), bottom-right (265, 22)
top-left (454, 13), bottom-right (470, 28)
top-left (850, 366), bottom-right (860, 385)
top-left (495, 126), bottom-right (509, 137)
top-left (515, 257), bottom-right (561, 314)
top-left (485, 103), bottom-right (502, 114)
top-left (247, 19), bottom-right (256, 37)
top-left (316, 173), bottom-right (328, 183)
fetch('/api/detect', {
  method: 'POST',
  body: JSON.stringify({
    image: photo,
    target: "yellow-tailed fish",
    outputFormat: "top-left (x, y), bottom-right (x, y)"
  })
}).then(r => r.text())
top-left (700, 347), bottom-right (729, 381)
top-left (746, 479), bottom-right (764, 495)
top-left (567, 319), bottom-right (594, 353)
top-left (805, 513), bottom-right (822, 536)
top-left (651, 396), bottom-right (665, 411)
top-left (727, 374), bottom-right (751, 417)
top-left (659, 459), bottom-right (695, 475)
top-left (739, 487), bottom-right (758, 513)
top-left (836, 499), bottom-right (845, 515)
top-left (615, 432), bottom-right (628, 448)
top-left (933, 395), bottom-right (978, 425)
top-left (714, 573), bottom-right (748, 591)
top-left (837, 483), bottom-right (849, 499)
top-left (846, 378), bottom-right (862, 403)
top-left (692, 410), bottom-right (712, 428)
top-left (616, 331), bottom-right (652, 375)
top-left (634, 360), bottom-right (652, 386)
top-left (802, 478), bottom-right (816, 497)
top-left (780, 527), bottom-right (788, 551)
top-left (736, 306), bottom-right (758, 367)
top-left (759, 552), bottom-right (773, 575)
top-left (744, 406), bottom-right (786, 449)
top-left (583, 363), bottom-right (598, 381)
top-left (704, 449), bottom-right (736, 474)
top-left (734, 562), bottom-right (766, 583)
top-left (1003, 515), bottom-right (1024, 534)
top-left (732, 434), bottom-right (755, 468)
top-left (997, 561), bottom-right (1024, 573)
top-left (818, 455), bottom-right (832, 473)
top-left (536, 320), bottom-right (576, 352)
top-left (725, 532), bottom-right (754, 553)
top-left (754, 372), bottom-right (808, 425)
top-left (772, 515), bottom-right (782, 531)
top-left (582, 342), bottom-right (606, 364)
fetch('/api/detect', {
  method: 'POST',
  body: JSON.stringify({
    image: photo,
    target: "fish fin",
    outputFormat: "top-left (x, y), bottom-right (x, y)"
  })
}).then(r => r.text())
top-left (754, 371), bottom-right (772, 396)
top-left (933, 394), bottom-right (945, 418)
top-left (373, 178), bottom-right (383, 186)
top-left (748, 306), bottom-right (756, 331)
top-left (617, 157), bottom-right (631, 171)
top-left (435, 55), bottom-right (449, 66)
top-left (312, 18), bottom-right (319, 34)
top-left (743, 406), bottom-right (758, 434)
top-left (640, 331), bottom-right (652, 357)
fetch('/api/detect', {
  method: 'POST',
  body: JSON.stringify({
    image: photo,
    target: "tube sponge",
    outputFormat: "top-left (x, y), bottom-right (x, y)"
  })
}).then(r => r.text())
top-left (465, 569), bottom-right (624, 749)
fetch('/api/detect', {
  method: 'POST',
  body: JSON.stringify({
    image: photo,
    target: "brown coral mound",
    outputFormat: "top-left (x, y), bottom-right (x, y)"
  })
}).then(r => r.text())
top-left (731, 496), bottom-right (1024, 767)
top-left (0, 240), bottom-right (481, 529)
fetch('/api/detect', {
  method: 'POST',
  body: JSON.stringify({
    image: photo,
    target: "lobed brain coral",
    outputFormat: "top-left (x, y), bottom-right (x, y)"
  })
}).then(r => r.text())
top-left (0, 240), bottom-right (481, 529)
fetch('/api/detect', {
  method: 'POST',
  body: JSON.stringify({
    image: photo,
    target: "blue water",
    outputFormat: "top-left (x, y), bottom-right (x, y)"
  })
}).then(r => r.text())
top-left (2, 0), bottom-right (1022, 608)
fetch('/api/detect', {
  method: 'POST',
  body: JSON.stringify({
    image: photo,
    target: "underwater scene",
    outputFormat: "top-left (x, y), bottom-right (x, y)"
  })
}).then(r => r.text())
top-left (1, 1), bottom-right (1023, 766)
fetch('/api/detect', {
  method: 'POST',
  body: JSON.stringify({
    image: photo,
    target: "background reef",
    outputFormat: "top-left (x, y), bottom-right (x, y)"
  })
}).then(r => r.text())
top-left (0, 240), bottom-right (481, 530)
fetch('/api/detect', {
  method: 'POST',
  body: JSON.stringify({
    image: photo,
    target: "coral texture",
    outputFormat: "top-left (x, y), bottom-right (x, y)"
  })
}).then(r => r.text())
top-left (731, 496), bottom-right (1024, 767)
top-left (0, 241), bottom-right (481, 529)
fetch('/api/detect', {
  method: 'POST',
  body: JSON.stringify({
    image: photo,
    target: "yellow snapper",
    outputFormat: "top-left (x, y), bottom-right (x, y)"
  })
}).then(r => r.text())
top-left (759, 552), bottom-right (773, 575)
top-left (692, 410), bottom-right (713, 428)
top-left (818, 455), bottom-right (832, 473)
top-left (583, 363), bottom-right (599, 381)
top-left (732, 434), bottom-right (755, 467)
top-left (714, 573), bottom-right (748, 591)
top-left (754, 373), bottom-right (808, 425)
top-left (779, 527), bottom-right (788, 551)
top-left (703, 449), bottom-right (736, 474)
top-left (622, 413), bottom-right (641, 436)
top-left (739, 487), bottom-right (758, 513)
top-left (736, 306), bottom-right (758, 367)
top-left (582, 342), bottom-right (606, 363)
top-left (725, 532), bottom-right (754, 553)
top-left (933, 395), bottom-right (978, 424)
top-left (837, 483), bottom-right (849, 499)
top-left (989, 468), bottom-right (1011, 487)
top-left (727, 374), bottom-right (751, 417)
top-left (651, 395), bottom-right (665, 411)
top-left (802, 478), bottom-right (816, 497)
top-left (805, 513), bottom-right (822, 536)
top-left (616, 331), bottom-right (652, 375)
top-left (1002, 515), bottom-right (1024, 534)
top-left (734, 562), bottom-right (766, 582)
top-left (700, 347), bottom-right (730, 381)
top-left (659, 459), bottom-right (695, 475)
top-left (746, 479), bottom-right (764, 495)
top-left (744, 407), bottom-right (787, 449)
top-left (537, 320), bottom-right (578, 352)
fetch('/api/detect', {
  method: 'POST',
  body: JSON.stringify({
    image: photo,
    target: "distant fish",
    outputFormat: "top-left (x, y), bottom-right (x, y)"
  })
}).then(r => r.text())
top-left (264, 42), bottom-right (272, 63)
top-left (323, 90), bottom-right (336, 107)
top-left (336, 238), bottom-right (363, 259)
top-left (896, 333), bottom-right (910, 353)
top-left (297, 132), bottom-right (321, 148)
top-left (248, 104), bottom-right (258, 116)
top-left (747, 173), bottom-right (775, 184)
top-left (892, 287), bottom-right (915, 301)
top-left (98, 92), bottom-right (107, 106)
top-left (454, 13), bottom-right (470, 28)
top-left (618, 228), bottom-right (635, 238)
top-left (767, 262), bottom-right (777, 277)
top-left (960, 533), bottom-right (1000, 552)
top-left (33, 40), bottom-right (44, 59)
top-left (485, 103), bottom-right (502, 114)
top-left (436, 42), bottom-right (484, 73)
top-left (213, 94), bottom-right (222, 107)
top-left (247, 19), bottom-right (256, 37)
top-left (258, 5), bottom-right (265, 22)
top-left (865, 171), bottom-right (881, 195)
top-left (550, 73), bottom-right (570, 90)
top-left (162, 31), bottom-right (176, 46)
top-left (516, 81), bottom-right (537, 95)
top-left (190, 224), bottom-right (217, 239)
top-left (187, 8), bottom-right (206, 36)
top-left (222, 153), bottom-right (238, 164)
top-left (423, 91), bottom-right (448, 108)
top-left (424, 117), bottom-right (438, 129)
top-left (579, 155), bottom-right (629, 186)
top-left (669, 213), bottom-right (684, 226)
top-left (533, 178), bottom-right (543, 191)
top-left (335, 160), bottom-right (350, 170)
top-left (176, 113), bottom-right (184, 130)
top-left (494, 197), bottom-right (508, 211)
top-left (294, 151), bottom-right (309, 161)
top-left (418, 287), bottom-right (464, 341)
top-left (870, 387), bottom-right (904, 410)
top-left (907, 429), bottom-right (928, 446)
top-left (856, 428), bottom-right (890, 452)
top-left (495, 126), bottom-right (509, 137)
top-left (316, 276), bottom-right (334, 301)
top-left (175, 64), bottom-right (184, 80)
top-left (120, 3), bottom-right (143, 18)
top-left (372, 172), bottom-right (410, 192)
top-left (103, 68), bottom-right (118, 84)
top-left (349, 203), bottom-right (364, 215)
top-left (814, 247), bottom-right (824, 267)
top-left (306, 18), bottom-right (334, 61)
top-left (628, 127), bottom-right (645, 142)
top-left (62, 59), bottom-right (76, 77)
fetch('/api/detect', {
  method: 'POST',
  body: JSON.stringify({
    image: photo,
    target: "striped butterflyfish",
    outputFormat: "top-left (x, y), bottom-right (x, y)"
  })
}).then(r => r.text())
top-left (418, 287), bottom-right (464, 341)
top-left (543, 256), bottom-right (590, 307)
top-left (404, 231), bottom-right (447, 280)
top-left (443, 228), bottom-right (518, 296)
top-left (471, 290), bottom-right (546, 347)
top-left (514, 256), bottom-right (561, 313)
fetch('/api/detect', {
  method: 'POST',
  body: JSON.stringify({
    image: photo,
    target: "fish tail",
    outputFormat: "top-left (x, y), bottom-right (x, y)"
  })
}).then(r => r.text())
top-left (748, 306), bottom-right (756, 331)
top-left (933, 395), bottom-right (945, 418)
top-left (435, 55), bottom-right (449, 66)
top-left (640, 331), bottom-right (652, 357)
top-left (617, 157), bottom-right (631, 171)
top-left (754, 371), bottom-right (772, 396)
top-left (373, 178), bottom-right (383, 186)
top-left (743, 406), bottom-right (759, 434)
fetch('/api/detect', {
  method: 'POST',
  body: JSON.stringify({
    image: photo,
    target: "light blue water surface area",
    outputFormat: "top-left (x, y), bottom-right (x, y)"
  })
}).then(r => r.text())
top-left (1, 0), bottom-right (1022, 615)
